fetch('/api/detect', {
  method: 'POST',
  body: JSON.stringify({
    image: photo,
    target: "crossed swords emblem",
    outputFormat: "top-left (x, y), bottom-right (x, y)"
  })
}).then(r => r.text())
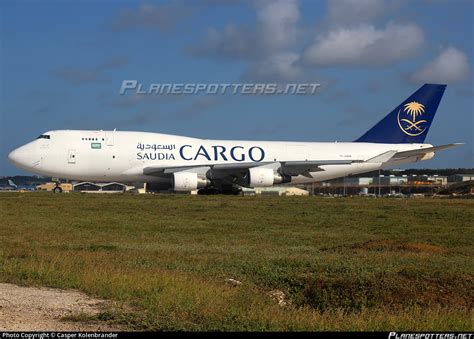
top-left (397, 101), bottom-right (428, 136)
top-left (399, 117), bottom-right (428, 132)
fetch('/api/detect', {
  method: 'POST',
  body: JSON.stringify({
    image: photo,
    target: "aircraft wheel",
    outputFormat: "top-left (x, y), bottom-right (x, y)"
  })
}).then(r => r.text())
top-left (53, 186), bottom-right (63, 193)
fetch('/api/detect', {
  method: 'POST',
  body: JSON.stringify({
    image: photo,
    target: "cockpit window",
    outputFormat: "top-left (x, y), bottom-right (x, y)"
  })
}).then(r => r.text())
top-left (36, 135), bottom-right (50, 139)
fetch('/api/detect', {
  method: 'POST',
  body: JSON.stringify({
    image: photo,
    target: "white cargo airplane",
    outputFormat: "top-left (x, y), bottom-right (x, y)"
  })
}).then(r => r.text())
top-left (8, 84), bottom-right (461, 194)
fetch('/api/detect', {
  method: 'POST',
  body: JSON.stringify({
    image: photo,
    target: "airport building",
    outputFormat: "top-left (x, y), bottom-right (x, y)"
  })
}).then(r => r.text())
top-left (73, 182), bottom-right (129, 193)
top-left (377, 175), bottom-right (409, 185)
top-left (309, 172), bottom-right (461, 196)
top-left (242, 186), bottom-right (310, 196)
top-left (448, 174), bottom-right (474, 183)
top-left (408, 174), bottom-right (448, 185)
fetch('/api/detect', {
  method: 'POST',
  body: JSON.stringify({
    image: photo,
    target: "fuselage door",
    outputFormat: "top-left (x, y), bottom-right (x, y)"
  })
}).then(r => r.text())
top-left (68, 149), bottom-right (77, 164)
top-left (105, 131), bottom-right (114, 146)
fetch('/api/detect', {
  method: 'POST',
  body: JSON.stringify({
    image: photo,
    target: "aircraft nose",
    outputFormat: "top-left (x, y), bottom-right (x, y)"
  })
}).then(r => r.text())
top-left (8, 145), bottom-right (35, 169)
top-left (8, 148), bottom-right (21, 164)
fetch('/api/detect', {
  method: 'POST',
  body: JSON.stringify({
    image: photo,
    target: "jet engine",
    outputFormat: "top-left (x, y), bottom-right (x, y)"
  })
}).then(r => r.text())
top-left (247, 167), bottom-right (290, 187)
top-left (173, 171), bottom-right (210, 191)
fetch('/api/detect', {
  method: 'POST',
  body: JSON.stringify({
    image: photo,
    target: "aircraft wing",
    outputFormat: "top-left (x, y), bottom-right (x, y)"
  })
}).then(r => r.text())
top-left (143, 160), bottom-right (355, 178)
top-left (278, 160), bottom-right (354, 176)
top-left (214, 160), bottom-right (355, 176)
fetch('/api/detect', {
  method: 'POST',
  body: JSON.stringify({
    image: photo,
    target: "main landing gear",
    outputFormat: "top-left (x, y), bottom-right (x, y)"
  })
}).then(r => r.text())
top-left (197, 185), bottom-right (243, 195)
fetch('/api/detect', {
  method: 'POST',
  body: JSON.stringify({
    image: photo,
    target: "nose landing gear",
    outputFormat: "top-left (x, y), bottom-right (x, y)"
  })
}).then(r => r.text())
top-left (53, 183), bottom-right (63, 193)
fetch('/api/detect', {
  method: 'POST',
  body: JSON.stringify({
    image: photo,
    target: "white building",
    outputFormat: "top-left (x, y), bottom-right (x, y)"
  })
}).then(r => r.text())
top-left (376, 175), bottom-right (408, 185)
top-left (344, 177), bottom-right (373, 186)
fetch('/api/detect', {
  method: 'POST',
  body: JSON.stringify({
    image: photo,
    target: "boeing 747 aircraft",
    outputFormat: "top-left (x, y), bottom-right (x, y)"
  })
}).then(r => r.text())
top-left (8, 84), bottom-right (462, 194)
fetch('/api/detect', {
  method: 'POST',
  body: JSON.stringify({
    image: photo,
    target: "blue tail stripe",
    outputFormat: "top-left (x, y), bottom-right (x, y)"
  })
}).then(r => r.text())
top-left (355, 84), bottom-right (446, 144)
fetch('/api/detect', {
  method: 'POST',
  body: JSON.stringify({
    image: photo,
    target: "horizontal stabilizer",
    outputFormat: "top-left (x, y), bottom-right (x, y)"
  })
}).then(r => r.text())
top-left (393, 143), bottom-right (463, 159)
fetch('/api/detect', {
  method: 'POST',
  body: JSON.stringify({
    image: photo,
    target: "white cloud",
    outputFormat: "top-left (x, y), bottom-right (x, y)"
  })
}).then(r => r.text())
top-left (189, 0), bottom-right (430, 82)
top-left (189, 0), bottom-right (299, 60)
top-left (255, 0), bottom-right (300, 52)
top-left (410, 47), bottom-right (471, 84)
top-left (242, 53), bottom-right (303, 82)
top-left (327, 0), bottom-right (387, 25)
top-left (302, 23), bottom-right (424, 66)
top-left (188, 0), bottom-right (301, 81)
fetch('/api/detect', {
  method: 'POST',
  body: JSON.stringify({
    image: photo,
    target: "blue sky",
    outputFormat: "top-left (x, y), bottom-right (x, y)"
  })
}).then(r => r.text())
top-left (1, 0), bottom-right (473, 176)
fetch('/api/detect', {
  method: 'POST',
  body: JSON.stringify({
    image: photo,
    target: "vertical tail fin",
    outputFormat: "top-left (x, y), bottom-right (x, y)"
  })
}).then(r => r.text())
top-left (355, 84), bottom-right (446, 143)
top-left (8, 179), bottom-right (17, 187)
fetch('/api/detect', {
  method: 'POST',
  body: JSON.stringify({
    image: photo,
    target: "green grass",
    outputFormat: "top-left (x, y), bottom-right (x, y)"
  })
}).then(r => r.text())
top-left (0, 192), bottom-right (472, 331)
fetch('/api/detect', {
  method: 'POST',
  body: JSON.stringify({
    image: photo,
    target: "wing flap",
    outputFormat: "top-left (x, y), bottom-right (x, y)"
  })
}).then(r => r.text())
top-left (280, 160), bottom-right (353, 176)
top-left (143, 166), bottom-right (211, 175)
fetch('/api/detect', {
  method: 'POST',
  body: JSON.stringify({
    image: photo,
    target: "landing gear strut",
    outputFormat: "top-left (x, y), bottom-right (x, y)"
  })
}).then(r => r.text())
top-left (53, 183), bottom-right (63, 193)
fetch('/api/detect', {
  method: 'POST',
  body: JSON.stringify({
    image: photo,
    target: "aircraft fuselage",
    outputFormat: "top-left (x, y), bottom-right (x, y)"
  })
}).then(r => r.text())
top-left (8, 130), bottom-right (431, 185)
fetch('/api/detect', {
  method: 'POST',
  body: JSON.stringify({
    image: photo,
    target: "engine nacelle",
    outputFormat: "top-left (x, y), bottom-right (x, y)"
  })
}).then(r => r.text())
top-left (173, 172), bottom-right (209, 191)
top-left (247, 167), bottom-right (291, 187)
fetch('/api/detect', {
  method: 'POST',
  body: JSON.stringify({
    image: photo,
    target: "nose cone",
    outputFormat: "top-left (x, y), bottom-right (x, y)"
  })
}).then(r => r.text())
top-left (8, 148), bottom-right (22, 164)
top-left (8, 144), bottom-right (37, 170)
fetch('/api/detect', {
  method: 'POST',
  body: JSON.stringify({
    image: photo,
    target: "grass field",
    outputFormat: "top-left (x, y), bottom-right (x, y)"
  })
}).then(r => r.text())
top-left (0, 192), bottom-right (472, 331)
